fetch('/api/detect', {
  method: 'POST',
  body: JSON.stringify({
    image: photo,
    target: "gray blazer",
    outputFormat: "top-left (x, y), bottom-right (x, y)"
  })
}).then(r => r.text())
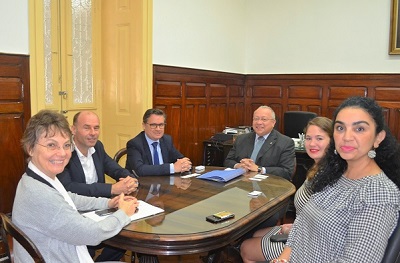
top-left (224, 129), bottom-right (295, 180)
top-left (12, 172), bottom-right (131, 263)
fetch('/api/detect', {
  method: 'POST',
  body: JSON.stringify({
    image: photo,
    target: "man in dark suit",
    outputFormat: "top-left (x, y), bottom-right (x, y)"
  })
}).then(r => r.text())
top-left (225, 106), bottom-right (295, 239)
top-left (126, 108), bottom-right (192, 176)
top-left (224, 105), bottom-right (295, 180)
top-left (58, 111), bottom-right (138, 262)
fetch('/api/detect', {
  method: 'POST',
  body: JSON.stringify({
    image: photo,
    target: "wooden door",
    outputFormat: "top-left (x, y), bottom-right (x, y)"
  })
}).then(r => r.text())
top-left (0, 54), bottom-right (31, 214)
top-left (101, 0), bottom-right (153, 158)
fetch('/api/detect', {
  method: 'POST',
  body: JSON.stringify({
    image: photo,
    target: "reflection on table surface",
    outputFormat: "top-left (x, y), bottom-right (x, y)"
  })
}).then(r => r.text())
top-left (105, 166), bottom-right (295, 256)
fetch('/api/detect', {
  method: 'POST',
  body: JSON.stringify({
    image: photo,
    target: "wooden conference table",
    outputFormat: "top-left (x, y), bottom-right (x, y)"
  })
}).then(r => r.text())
top-left (104, 166), bottom-right (295, 257)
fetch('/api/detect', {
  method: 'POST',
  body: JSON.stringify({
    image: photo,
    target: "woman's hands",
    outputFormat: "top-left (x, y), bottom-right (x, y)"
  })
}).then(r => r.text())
top-left (108, 193), bottom-right (139, 217)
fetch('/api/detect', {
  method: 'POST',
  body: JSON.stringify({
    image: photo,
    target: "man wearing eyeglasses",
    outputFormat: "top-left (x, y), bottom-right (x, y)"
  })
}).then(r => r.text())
top-left (126, 108), bottom-right (191, 176)
top-left (58, 111), bottom-right (138, 262)
top-left (224, 105), bottom-right (295, 180)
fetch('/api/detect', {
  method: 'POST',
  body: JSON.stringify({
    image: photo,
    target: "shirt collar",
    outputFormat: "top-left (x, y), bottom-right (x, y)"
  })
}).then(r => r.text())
top-left (28, 161), bottom-right (56, 183)
top-left (73, 142), bottom-right (95, 158)
top-left (144, 133), bottom-right (159, 145)
top-left (256, 132), bottom-right (270, 141)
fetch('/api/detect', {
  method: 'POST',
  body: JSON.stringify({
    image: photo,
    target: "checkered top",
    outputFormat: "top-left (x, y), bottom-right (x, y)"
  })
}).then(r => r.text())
top-left (287, 172), bottom-right (400, 262)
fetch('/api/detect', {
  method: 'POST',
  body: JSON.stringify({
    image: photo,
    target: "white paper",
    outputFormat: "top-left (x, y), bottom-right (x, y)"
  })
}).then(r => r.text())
top-left (253, 174), bottom-right (269, 180)
top-left (83, 200), bottom-right (164, 222)
top-left (181, 173), bottom-right (200, 178)
top-left (248, 190), bottom-right (262, 196)
top-left (249, 177), bottom-right (262, 181)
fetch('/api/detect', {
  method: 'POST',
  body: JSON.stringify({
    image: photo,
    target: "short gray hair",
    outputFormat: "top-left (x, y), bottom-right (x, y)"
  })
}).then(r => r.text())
top-left (21, 110), bottom-right (72, 156)
top-left (257, 105), bottom-right (276, 120)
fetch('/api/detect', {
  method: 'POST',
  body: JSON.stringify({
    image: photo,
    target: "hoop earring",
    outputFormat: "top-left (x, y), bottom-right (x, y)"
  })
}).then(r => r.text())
top-left (368, 149), bottom-right (376, 159)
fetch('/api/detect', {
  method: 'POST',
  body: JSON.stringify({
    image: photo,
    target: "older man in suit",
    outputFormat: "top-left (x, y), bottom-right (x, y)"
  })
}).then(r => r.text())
top-left (58, 111), bottom-right (138, 262)
top-left (224, 105), bottom-right (295, 180)
top-left (126, 108), bottom-right (192, 176)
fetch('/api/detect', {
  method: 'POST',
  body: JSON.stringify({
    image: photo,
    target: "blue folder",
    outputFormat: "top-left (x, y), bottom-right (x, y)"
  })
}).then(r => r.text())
top-left (197, 168), bottom-right (246, 182)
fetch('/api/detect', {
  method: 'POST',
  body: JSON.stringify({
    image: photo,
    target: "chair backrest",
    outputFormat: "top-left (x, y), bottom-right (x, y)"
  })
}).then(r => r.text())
top-left (283, 111), bottom-right (317, 138)
top-left (381, 214), bottom-right (400, 263)
top-left (0, 213), bottom-right (46, 263)
top-left (113, 147), bottom-right (127, 164)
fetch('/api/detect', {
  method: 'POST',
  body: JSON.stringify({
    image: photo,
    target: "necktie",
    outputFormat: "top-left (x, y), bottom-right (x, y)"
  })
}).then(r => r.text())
top-left (250, 136), bottom-right (265, 161)
top-left (152, 142), bottom-right (160, 165)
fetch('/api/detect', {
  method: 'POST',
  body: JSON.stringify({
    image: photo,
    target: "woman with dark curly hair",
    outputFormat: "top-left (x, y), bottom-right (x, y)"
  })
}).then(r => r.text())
top-left (271, 96), bottom-right (400, 263)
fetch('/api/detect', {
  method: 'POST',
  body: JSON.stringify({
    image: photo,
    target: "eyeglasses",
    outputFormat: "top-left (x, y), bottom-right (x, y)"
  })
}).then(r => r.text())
top-left (37, 142), bottom-right (74, 152)
top-left (147, 123), bottom-right (166, 129)
top-left (253, 118), bottom-right (274, 122)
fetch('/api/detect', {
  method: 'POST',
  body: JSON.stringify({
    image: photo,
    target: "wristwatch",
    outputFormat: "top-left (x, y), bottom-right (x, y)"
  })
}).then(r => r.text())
top-left (257, 166), bottom-right (262, 173)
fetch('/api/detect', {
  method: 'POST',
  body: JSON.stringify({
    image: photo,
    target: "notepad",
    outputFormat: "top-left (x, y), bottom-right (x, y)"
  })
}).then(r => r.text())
top-left (82, 200), bottom-right (164, 222)
top-left (197, 168), bottom-right (246, 183)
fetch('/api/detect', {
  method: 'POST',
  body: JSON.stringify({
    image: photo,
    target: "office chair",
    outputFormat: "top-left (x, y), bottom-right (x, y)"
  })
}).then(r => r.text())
top-left (381, 213), bottom-right (400, 263)
top-left (283, 111), bottom-right (317, 138)
top-left (0, 213), bottom-right (46, 263)
top-left (113, 147), bottom-right (127, 164)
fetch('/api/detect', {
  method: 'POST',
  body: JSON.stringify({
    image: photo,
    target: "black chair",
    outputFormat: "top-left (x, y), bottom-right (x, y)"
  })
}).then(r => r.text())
top-left (113, 147), bottom-right (127, 164)
top-left (0, 213), bottom-right (46, 263)
top-left (381, 214), bottom-right (400, 263)
top-left (283, 111), bottom-right (317, 138)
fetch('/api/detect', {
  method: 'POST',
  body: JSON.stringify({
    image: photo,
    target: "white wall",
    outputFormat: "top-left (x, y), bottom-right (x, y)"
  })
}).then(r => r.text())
top-left (1, 0), bottom-right (398, 72)
top-left (154, 0), bottom-right (400, 74)
top-left (245, 0), bottom-right (400, 73)
top-left (0, 0), bottom-right (29, 55)
top-left (153, 0), bottom-right (246, 73)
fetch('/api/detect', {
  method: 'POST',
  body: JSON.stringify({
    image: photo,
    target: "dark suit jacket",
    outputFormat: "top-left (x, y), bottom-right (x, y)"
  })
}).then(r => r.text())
top-left (58, 140), bottom-right (131, 197)
top-left (125, 131), bottom-right (184, 176)
top-left (224, 129), bottom-right (295, 180)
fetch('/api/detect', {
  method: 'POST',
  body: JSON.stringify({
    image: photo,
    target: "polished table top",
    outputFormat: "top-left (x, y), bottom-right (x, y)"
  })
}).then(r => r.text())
top-left (104, 167), bottom-right (295, 256)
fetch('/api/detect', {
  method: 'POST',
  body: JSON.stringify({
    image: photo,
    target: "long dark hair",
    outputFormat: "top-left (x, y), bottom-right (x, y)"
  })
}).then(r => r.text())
top-left (313, 96), bottom-right (400, 192)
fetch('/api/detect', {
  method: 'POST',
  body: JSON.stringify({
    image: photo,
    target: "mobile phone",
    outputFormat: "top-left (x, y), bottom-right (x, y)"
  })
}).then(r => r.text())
top-left (213, 211), bottom-right (234, 219)
top-left (95, 207), bottom-right (118, 216)
top-left (269, 233), bottom-right (288, 242)
top-left (206, 211), bottom-right (234, 223)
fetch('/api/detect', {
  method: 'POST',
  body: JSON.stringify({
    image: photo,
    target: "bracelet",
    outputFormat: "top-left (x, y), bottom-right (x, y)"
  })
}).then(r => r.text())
top-left (270, 259), bottom-right (288, 263)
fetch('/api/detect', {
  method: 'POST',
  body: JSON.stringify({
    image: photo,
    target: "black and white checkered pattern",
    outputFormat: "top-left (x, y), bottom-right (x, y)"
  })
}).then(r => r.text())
top-left (261, 179), bottom-right (313, 260)
top-left (287, 172), bottom-right (400, 262)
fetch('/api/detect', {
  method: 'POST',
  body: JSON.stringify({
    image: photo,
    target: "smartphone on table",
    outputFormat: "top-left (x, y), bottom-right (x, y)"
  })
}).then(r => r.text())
top-left (206, 211), bottom-right (235, 223)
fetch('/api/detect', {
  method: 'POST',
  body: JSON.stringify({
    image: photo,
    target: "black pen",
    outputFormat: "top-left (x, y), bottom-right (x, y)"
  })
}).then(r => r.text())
top-left (131, 169), bottom-right (139, 179)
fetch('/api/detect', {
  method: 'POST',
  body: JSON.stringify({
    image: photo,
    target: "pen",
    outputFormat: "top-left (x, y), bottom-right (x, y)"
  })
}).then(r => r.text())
top-left (131, 169), bottom-right (139, 179)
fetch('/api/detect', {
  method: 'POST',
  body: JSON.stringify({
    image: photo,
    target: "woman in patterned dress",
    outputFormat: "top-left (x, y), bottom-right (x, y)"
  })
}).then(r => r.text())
top-left (271, 96), bottom-right (400, 263)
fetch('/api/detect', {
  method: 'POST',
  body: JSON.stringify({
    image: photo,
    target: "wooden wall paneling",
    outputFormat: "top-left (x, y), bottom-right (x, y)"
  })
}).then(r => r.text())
top-left (0, 115), bottom-right (25, 213)
top-left (227, 85), bottom-right (245, 127)
top-left (0, 54), bottom-right (30, 214)
top-left (184, 82), bottom-right (207, 165)
top-left (286, 85), bottom-right (322, 114)
top-left (375, 86), bottom-right (400, 140)
top-left (154, 67), bottom-right (400, 166)
top-left (153, 65), bottom-right (245, 165)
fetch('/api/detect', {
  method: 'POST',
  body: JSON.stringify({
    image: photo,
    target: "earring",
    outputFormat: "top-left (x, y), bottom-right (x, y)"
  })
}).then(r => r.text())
top-left (334, 149), bottom-right (337, 155)
top-left (368, 149), bottom-right (376, 159)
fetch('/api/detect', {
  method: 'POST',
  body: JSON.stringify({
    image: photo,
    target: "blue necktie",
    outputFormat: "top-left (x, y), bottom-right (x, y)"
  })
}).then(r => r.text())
top-left (250, 137), bottom-right (265, 161)
top-left (152, 142), bottom-right (160, 165)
